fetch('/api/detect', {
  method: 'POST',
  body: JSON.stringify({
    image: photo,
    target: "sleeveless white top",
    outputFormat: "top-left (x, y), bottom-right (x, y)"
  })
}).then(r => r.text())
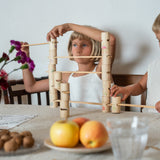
top-left (68, 66), bottom-right (102, 109)
top-left (142, 58), bottom-right (160, 113)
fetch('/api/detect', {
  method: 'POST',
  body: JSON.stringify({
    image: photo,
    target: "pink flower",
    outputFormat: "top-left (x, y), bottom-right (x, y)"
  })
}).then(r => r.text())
top-left (0, 70), bottom-right (8, 90)
top-left (0, 40), bottom-right (35, 90)
top-left (0, 70), bottom-right (8, 81)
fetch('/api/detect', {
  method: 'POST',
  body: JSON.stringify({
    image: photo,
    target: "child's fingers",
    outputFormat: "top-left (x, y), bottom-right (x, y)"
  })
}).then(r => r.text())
top-left (110, 85), bottom-right (119, 96)
top-left (21, 42), bottom-right (28, 49)
top-left (53, 29), bottom-right (60, 38)
top-left (46, 33), bottom-right (51, 41)
top-left (122, 94), bottom-right (128, 101)
top-left (59, 28), bottom-right (64, 36)
top-left (112, 90), bottom-right (120, 97)
top-left (47, 32), bottom-right (56, 41)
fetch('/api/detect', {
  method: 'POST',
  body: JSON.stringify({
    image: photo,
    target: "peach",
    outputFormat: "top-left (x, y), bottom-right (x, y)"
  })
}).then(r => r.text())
top-left (72, 117), bottom-right (90, 128)
top-left (80, 120), bottom-right (108, 148)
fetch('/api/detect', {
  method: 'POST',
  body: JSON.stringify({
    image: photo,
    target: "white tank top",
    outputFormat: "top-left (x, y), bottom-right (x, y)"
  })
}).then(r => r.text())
top-left (142, 59), bottom-right (160, 113)
top-left (68, 66), bottom-right (102, 109)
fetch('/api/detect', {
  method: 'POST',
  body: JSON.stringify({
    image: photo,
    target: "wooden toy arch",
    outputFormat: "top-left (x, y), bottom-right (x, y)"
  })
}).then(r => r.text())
top-left (48, 32), bottom-right (113, 119)
top-left (24, 32), bottom-right (155, 120)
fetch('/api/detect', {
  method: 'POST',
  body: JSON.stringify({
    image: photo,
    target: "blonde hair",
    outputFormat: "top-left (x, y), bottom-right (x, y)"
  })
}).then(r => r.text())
top-left (152, 13), bottom-right (160, 33)
top-left (68, 28), bottom-right (101, 62)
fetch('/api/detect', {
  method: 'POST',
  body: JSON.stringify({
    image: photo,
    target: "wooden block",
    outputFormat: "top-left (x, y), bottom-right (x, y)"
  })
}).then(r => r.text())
top-left (54, 72), bottom-right (62, 91)
top-left (61, 92), bottom-right (70, 101)
top-left (61, 83), bottom-right (70, 92)
top-left (111, 96), bottom-right (121, 114)
top-left (102, 96), bottom-right (110, 112)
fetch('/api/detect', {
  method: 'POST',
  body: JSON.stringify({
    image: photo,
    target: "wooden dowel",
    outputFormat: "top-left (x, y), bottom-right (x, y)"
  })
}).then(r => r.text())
top-left (22, 42), bottom-right (49, 47)
top-left (55, 100), bottom-right (102, 106)
top-left (60, 71), bottom-right (102, 74)
top-left (70, 101), bottom-right (102, 106)
top-left (54, 99), bottom-right (155, 109)
top-left (54, 56), bottom-right (102, 59)
top-left (119, 103), bottom-right (155, 109)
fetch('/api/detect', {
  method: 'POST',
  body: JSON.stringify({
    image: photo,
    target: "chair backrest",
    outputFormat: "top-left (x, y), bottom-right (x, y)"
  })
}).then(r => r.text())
top-left (113, 74), bottom-right (147, 111)
top-left (3, 76), bottom-right (50, 105)
top-left (3, 74), bottom-right (146, 108)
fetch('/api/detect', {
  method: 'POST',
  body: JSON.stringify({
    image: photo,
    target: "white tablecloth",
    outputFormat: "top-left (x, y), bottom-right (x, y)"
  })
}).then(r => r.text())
top-left (0, 104), bottom-right (160, 160)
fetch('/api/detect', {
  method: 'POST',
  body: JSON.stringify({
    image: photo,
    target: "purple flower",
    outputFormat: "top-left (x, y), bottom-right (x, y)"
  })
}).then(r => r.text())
top-left (26, 57), bottom-right (35, 72)
top-left (2, 52), bottom-right (9, 61)
top-left (16, 51), bottom-right (27, 64)
top-left (10, 40), bottom-right (21, 51)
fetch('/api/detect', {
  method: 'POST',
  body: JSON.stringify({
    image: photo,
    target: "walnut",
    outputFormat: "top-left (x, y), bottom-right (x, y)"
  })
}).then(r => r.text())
top-left (20, 131), bottom-right (32, 137)
top-left (23, 136), bottom-right (34, 148)
top-left (4, 139), bottom-right (18, 152)
top-left (10, 132), bottom-right (19, 138)
top-left (0, 129), bottom-right (10, 137)
top-left (1, 134), bottom-right (11, 142)
top-left (0, 139), bottom-right (4, 149)
top-left (13, 135), bottom-right (22, 148)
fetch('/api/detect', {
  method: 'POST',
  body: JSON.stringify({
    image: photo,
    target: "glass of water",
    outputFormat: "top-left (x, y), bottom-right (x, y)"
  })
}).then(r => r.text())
top-left (106, 116), bottom-right (148, 160)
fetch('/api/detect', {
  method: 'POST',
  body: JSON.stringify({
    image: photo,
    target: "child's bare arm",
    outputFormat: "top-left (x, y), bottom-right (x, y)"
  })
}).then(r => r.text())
top-left (21, 42), bottom-right (49, 93)
top-left (46, 23), bottom-right (115, 43)
top-left (110, 73), bottom-right (147, 101)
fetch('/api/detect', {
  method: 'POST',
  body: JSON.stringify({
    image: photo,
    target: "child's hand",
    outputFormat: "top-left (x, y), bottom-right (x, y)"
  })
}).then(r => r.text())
top-left (110, 85), bottom-right (131, 101)
top-left (47, 23), bottom-right (70, 41)
top-left (21, 42), bottom-right (30, 57)
top-left (155, 101), bottom-right (160, 113)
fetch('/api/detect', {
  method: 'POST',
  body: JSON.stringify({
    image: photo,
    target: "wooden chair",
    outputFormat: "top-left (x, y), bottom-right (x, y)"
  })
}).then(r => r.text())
top-left (3, 76), bottom-right (50, 105)
top-left (3, 74), bottom-right (147, 110)
top-left (113, 74), bottom-right (147, 111)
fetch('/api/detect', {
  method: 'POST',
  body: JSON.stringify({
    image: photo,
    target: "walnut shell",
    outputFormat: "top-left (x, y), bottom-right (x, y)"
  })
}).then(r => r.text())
top-left (1, 134), bottom-right (11, 142)
top-left (20, 131), bottom-right (32, 137)
top-left (23, 136), bottom-right (34, 148)
top-left (0, 139), bottom-right (4, 149)
top-left (0, 129), bottom-right (10, 137)
top-left (10, 132), bottom-right (19, 138)
top-left (4, 139), bottom-right (18, 152)
top-left (13, 135), bottom-right (23, 148)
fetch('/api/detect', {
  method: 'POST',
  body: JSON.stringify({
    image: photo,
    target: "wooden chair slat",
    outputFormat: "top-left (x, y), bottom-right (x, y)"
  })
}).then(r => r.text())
top-left (3, 76), bottom-right (50, 105)
top-left (2, 75), bottom-right (146, 110)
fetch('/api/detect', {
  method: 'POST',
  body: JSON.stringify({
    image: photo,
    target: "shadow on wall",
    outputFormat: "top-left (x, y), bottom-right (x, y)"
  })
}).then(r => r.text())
top-left (111, 30), bottom-right (152, 74)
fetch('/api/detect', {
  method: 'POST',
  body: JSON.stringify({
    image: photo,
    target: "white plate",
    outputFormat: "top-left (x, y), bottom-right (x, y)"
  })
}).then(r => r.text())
top-left (44, 139), bottom-right (111, 154)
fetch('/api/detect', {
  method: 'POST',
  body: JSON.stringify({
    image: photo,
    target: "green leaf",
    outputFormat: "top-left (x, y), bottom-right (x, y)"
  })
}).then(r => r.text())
top-left (9, 46), bottom-right (15, 53)
top-left (20, 64), bottom-right (28, 70)
top-left (14, 56), bottom-right (21, 61)
top-left (0, 57), bottom-right (4, 63)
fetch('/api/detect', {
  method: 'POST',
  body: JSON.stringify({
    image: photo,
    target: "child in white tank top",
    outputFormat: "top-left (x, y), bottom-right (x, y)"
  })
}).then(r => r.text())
top-left (68, 65), bottom-right (103, 108)
top-left (22, 23), bottom-right (116, 108)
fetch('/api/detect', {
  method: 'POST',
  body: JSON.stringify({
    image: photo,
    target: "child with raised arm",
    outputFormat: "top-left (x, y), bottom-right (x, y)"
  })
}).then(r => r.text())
top-left (111, 13), bottom-right (160, 113)
top-left (22, 23), bottom-right (116, 108)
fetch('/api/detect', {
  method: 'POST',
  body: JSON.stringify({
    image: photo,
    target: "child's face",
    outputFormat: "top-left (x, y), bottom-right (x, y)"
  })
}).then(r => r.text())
top-left (71, 38), bottom-right (92, 63)
top-left (155, 31), bottom-right (160, 47)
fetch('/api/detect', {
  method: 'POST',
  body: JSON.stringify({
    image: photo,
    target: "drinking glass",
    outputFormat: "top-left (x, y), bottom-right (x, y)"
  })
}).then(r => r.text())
top-left (106, 116), bottom-right (148, 160)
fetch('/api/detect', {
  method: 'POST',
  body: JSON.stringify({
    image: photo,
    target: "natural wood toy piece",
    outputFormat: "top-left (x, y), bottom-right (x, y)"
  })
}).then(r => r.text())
top-left (101, 32), bottom-right (112, 113)
top-left (60, 83), bottom-right (70, 119)
top-left (24, 31), bottom-right (156, 117)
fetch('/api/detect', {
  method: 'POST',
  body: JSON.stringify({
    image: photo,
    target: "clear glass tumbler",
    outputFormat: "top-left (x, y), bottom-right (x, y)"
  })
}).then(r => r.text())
top-left (106, 116), bottom-right (148, 160)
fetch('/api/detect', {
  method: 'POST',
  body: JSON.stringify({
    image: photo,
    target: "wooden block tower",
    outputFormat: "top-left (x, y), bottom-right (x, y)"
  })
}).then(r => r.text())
top-left (101, 32), bottom-right (112, 113)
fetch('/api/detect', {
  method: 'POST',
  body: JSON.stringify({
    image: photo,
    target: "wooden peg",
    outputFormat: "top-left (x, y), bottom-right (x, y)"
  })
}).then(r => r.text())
top-left (111, 96), bottom-right (121, 114)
